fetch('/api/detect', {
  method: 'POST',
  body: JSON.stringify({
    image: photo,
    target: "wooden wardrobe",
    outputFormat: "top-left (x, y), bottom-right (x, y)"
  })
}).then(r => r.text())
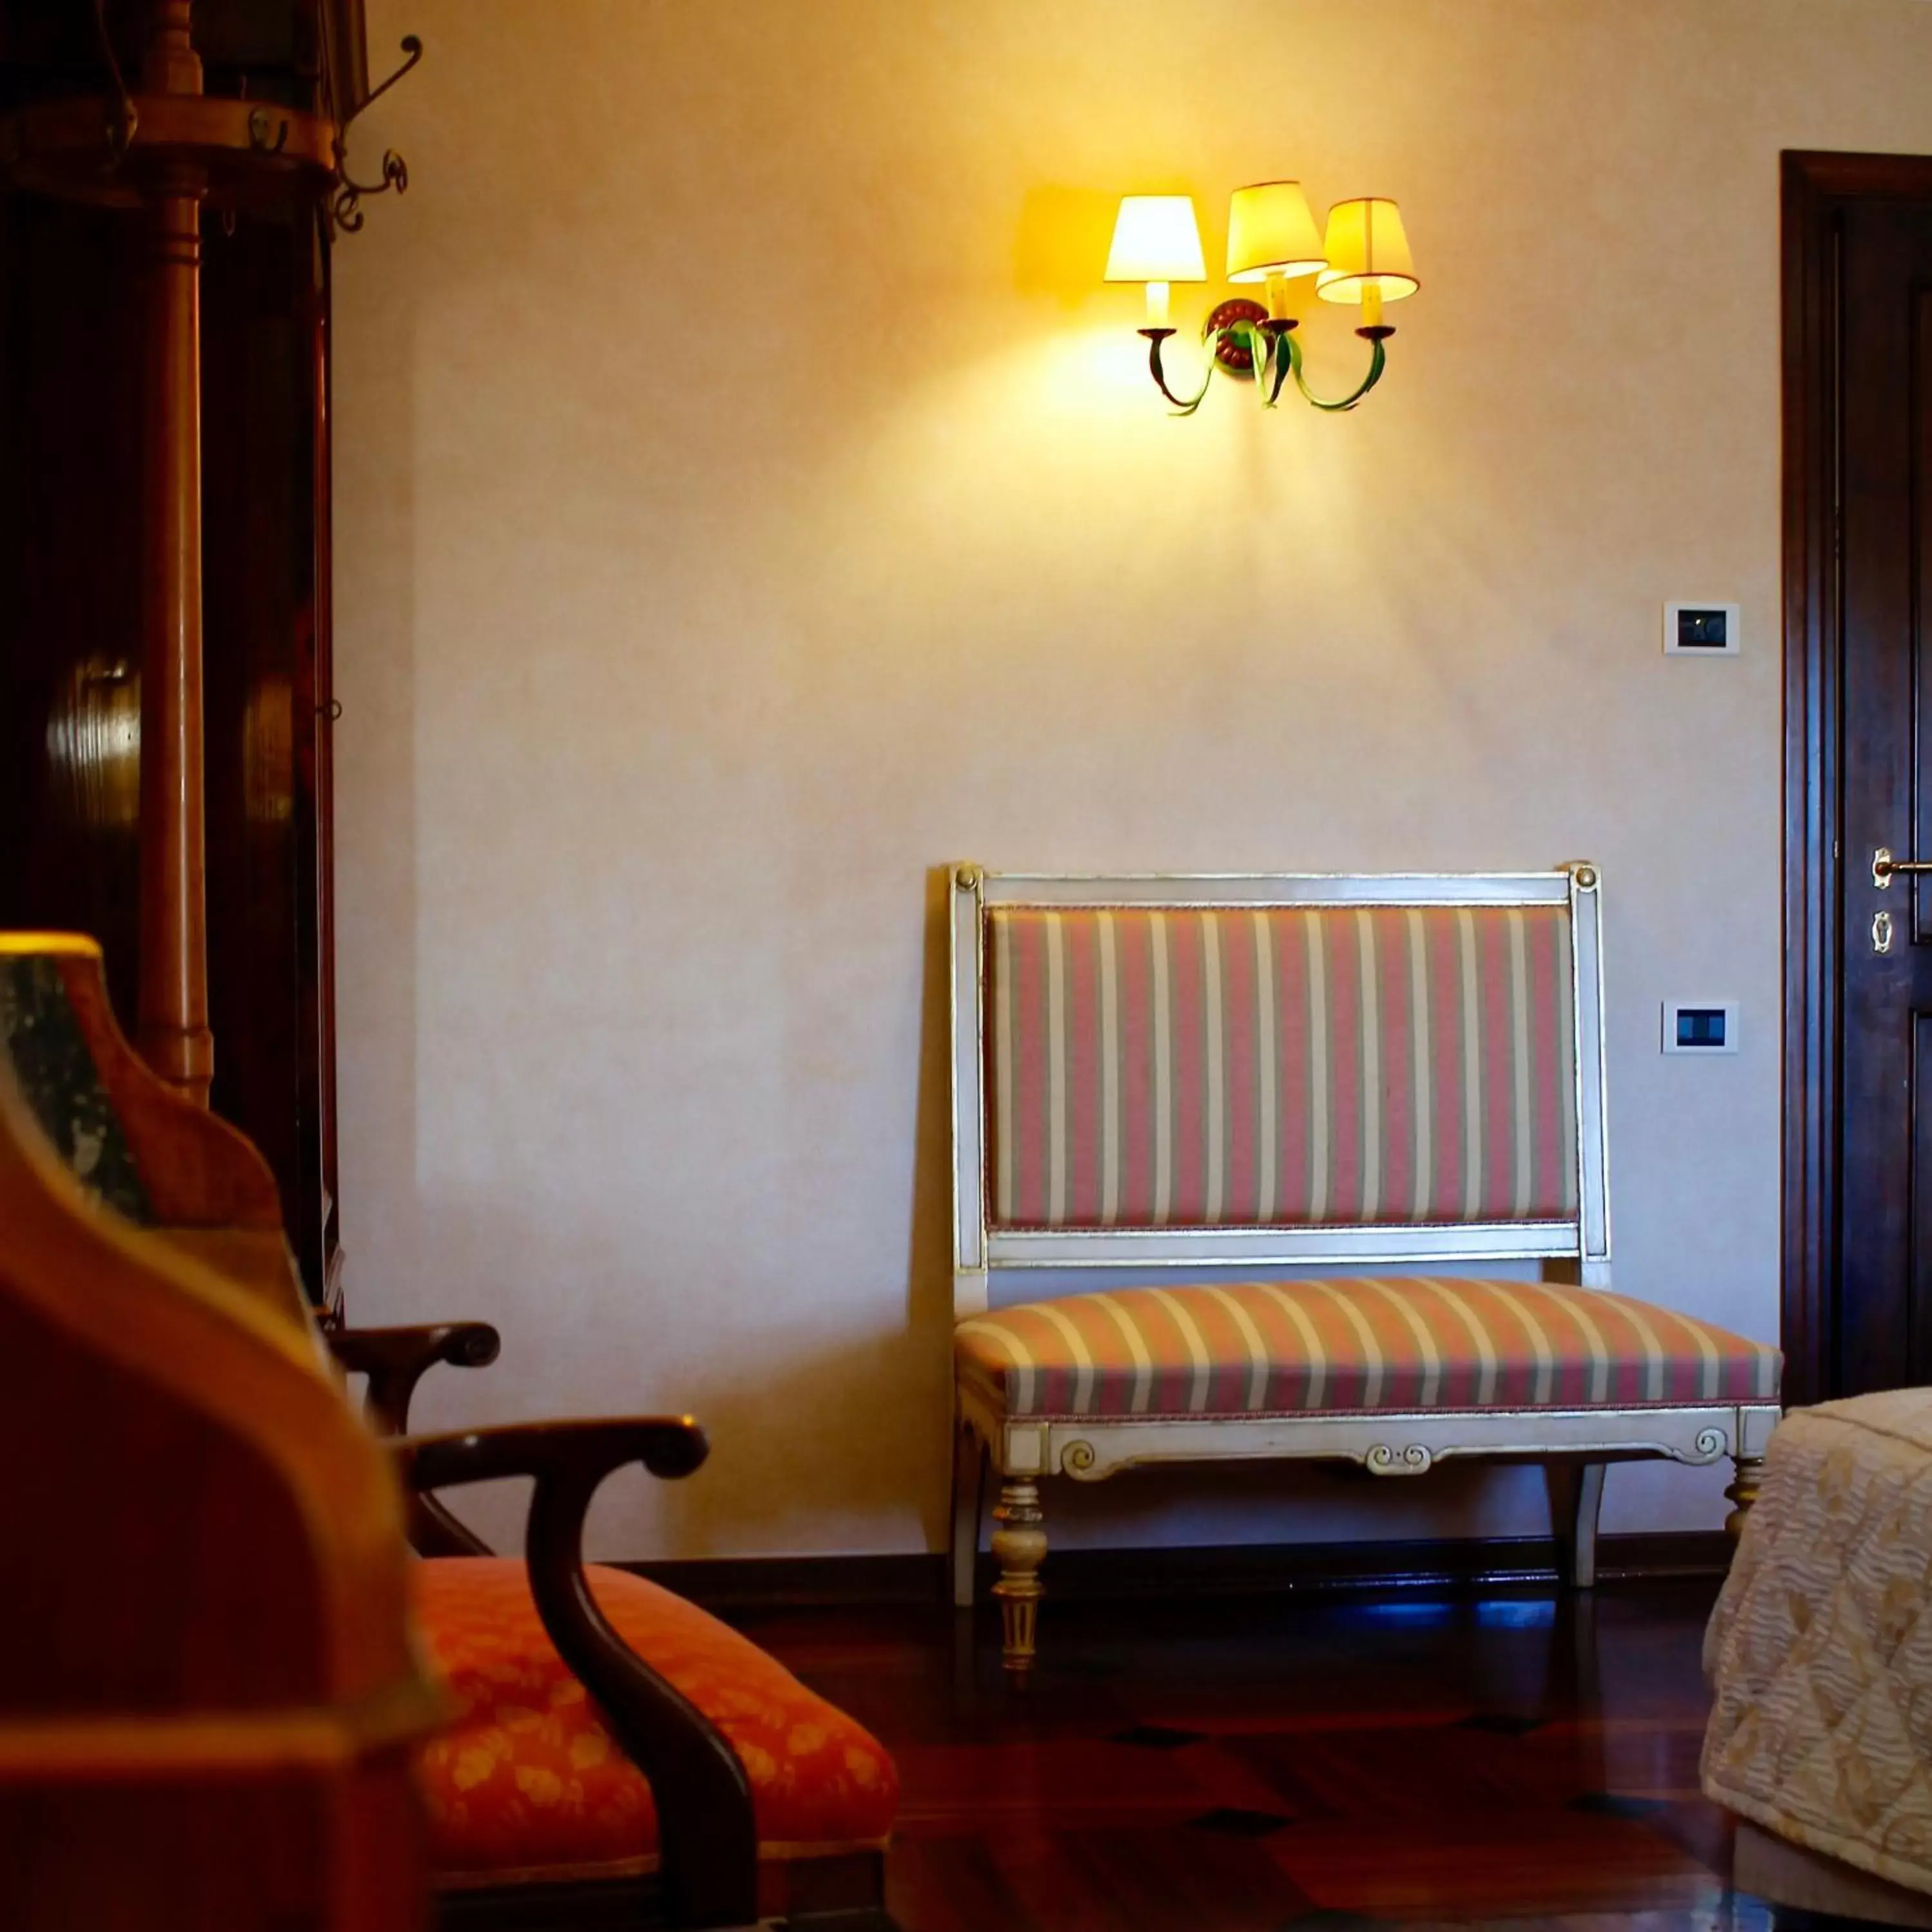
top-left (0, 0), bottom-right (397, 1312)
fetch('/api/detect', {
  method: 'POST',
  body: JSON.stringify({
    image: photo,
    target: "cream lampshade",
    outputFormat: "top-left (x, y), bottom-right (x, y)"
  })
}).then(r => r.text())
top-left (1226, 182), bottom-right (1327, 282)
top-left (1104, 195), bottom-right (1207, 282)
top-left (1105, 195), bottom-right (1206, 327)
top-left (1315, 196), bottom-right (1419, 316)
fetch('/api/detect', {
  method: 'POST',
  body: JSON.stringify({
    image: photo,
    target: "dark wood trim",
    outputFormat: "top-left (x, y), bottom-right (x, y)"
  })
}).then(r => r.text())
top-left (329, 1320), bottom-right (501, 1555)
top-left (1783, 147), bottom-right (1844, 1410)
top-left (623, 1553), bottom-right (952, 1611)
top-left (1782, 150), bottom-right (1932, 1407)
top-left (438, 1854), bottom-right (891, 1932)
top-left (327, 1322), bottom-right (502, 1435)
top-left (437, 1873), bottom-right (665, 1931)
top-left (299, 205), bottom-right (343, 1315)
top-left (622, 1532), bottom-right (1732, 1615)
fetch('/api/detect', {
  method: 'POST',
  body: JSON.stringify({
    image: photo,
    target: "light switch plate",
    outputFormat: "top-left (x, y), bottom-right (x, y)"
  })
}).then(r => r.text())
top-left (1663, 999), bottom-right (1738, 1054)
top-left (1664, 601), bottom-right (1740, 656)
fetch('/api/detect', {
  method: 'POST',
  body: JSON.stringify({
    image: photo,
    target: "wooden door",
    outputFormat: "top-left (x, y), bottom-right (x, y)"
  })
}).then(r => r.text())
top-left (1786, 153), bottom-right (1932, 1402)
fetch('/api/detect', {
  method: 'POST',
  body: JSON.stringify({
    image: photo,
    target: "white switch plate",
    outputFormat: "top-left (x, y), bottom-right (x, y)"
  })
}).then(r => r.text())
top-left (1664, 600), bottom-right (1740, 656)
top-left (1663, 999), bottom-right (1738, 1054)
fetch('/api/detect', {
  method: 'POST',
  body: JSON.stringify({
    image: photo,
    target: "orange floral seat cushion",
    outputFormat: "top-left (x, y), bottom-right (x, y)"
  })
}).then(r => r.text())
top-left (412, 1558), bottom-right (897, 1886)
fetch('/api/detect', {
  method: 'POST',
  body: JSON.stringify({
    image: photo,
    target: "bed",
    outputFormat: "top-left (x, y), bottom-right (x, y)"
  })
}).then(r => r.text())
top-left (1703, 1387), bottom-right (1932, 1927)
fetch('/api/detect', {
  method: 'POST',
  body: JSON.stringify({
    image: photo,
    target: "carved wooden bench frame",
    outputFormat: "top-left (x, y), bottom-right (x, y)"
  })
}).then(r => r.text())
top-left (946, 862), bottom-right (1780, 1669)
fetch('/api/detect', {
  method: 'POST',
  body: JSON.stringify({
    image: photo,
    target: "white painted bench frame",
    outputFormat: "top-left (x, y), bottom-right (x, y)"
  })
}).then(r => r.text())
top-left (947, 862), bottom-right (1779, 1669)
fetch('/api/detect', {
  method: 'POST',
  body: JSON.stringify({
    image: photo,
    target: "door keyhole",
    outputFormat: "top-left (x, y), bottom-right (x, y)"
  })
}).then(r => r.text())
top-left (1874, 908), bottom-right (1895, 954)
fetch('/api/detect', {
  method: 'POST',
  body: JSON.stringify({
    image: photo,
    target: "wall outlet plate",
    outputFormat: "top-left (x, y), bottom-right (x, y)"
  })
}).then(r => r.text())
top-left (1664, 600), bottom-right (1740, 656)
top-left (1663, 999), bottom-right (1738, 1054)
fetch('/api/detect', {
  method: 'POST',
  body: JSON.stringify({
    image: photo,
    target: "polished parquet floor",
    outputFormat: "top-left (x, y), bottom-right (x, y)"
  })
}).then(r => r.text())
top-left (733, 1577), bottom-right (1827, 1932)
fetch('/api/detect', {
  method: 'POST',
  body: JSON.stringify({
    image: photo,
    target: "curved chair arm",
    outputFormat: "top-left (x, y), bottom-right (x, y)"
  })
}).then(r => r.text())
top-left (331, 1322), bottom-right (504, 1557)
top-left (329, 1321), bottom-right (502, 1435)
top-left (393, 1419), bottom-right (759, 1931)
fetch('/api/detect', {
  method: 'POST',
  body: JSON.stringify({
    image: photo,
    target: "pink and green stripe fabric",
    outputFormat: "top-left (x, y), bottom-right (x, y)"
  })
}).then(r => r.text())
top-left (955, 1278), bottom-right (1779, 1419)
top-left (986, 904), bottom-right (1578, 1231)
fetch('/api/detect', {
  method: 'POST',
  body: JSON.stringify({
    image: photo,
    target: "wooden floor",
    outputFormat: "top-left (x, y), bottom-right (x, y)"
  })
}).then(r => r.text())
top-left (733, 1578), bottom-right (1823, 1931)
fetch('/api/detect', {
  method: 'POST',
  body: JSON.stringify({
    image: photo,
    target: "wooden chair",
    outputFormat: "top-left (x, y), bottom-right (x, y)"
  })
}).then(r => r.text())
top-left (0, 934), bottom-right (898, 1929)
top-left (946, 862), bottom-right (1783, 1672)
top-left (0, 947), bottom-right (442, 1930)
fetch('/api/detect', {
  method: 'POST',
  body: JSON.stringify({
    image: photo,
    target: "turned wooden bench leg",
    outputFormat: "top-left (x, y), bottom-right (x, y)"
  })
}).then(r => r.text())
top-left (990, 1478), bottom-right (1046, 1673)
top-left (951, 1425), bottom-right (984, 1610)
top-left (1546, 1460), bottom-right (1605, 1589)
top-left (1725, 1453), bottom-right (1765, 1540)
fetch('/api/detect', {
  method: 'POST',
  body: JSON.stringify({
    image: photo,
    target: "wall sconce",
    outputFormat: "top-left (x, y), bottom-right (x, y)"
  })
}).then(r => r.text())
top-left (1106, 182), bottom-right (1417, 415)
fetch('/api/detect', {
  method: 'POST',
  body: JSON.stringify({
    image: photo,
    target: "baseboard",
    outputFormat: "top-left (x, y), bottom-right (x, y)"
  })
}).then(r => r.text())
top-left (620, 1531), bottom-right (1730, 1613)
top-left (622, 1553), bottom-right (943, 1610)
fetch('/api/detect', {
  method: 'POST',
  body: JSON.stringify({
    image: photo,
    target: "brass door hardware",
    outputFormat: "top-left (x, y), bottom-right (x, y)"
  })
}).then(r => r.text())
top-left (1872, 847), bottom-right (1932, 887)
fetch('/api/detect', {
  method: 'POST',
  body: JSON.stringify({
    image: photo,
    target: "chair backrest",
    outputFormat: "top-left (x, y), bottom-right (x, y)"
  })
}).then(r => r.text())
top-left (949, 864), bottom-right (1610, 1318)
top-left (0, 936), bottom-right (437, 1928)
top-left (0, 933), bottom-right (311, 1328)
top-left (0, 943), bottom-right (154, 1225)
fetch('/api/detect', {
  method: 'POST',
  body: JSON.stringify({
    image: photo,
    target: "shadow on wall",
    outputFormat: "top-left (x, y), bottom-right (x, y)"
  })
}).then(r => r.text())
top-left (333, 267), bottom-right (422, 1323)
top-left (1012, 185), bottom-right (1128, 307)
top-left (655, 863), bottom-right (960, 1557)
top-left (363, 862), bottom-right (960, 1561)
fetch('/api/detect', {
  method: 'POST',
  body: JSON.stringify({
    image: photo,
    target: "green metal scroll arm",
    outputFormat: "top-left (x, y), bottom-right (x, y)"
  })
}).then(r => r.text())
top-left (1215, 318), bottom-right (1289, 410)
top-left (1141, 329), bottom-right (1217, 414)
top-left (1280, 327), bottom-right (1392, 412)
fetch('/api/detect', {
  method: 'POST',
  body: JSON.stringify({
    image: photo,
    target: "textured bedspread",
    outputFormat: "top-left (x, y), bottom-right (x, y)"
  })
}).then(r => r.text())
top-left (1703, 1388), bottom-right (1932, 1897)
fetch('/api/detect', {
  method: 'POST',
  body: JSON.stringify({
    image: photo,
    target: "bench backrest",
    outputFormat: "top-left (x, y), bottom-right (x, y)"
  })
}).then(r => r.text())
top-left (949, 865), bottom-right (1609, 1318)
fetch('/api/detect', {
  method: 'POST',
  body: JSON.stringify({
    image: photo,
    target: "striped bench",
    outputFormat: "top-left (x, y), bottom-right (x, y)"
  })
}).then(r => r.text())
top-left (947, 864), bottom-right (1781, 1672)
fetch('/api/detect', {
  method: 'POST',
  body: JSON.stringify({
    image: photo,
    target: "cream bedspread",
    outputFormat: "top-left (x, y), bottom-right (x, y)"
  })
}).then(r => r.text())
top-left (1703, 1388), bottom-right (1932, 1897)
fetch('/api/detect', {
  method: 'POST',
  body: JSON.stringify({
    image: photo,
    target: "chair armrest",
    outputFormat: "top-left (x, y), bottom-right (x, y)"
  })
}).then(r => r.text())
top-left (330, 1323), bottom-right (502, 1557)
top-left (397, 1417), bottom-right (706, 1486)
top-left (328, 1321), bottom-right (502, 1434)
top-left (393, 1419), bottom-right (757, 1929)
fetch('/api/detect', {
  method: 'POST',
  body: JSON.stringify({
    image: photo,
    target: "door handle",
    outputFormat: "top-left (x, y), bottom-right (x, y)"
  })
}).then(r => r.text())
top-left (1873, 847), bottom-right (1932, 887)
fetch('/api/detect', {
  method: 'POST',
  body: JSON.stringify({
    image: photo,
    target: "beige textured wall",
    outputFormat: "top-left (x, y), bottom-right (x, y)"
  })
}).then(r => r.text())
top-left (333, 0), bottom-right (1932, 1560)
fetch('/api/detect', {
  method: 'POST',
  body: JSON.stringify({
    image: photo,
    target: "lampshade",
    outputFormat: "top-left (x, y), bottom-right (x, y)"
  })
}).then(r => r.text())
top-left (1315, 196), bottom-right (1419, 303)
top-left (1104, 196), bottom-right (1207, 283)
top-left (1226, 182), bottom-right (1326, 282)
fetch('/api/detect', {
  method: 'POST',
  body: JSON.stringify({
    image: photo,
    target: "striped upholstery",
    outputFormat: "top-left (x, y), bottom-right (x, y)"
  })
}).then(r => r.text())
top-left (956, 1280), bottom-right (1779, 1419)
top-left (986, 904), bottom-right (1577, 1231)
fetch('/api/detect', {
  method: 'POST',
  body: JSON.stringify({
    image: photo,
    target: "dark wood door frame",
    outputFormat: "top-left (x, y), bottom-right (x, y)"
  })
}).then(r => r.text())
top-left (1783, 149), bottom-right (1932, 1406)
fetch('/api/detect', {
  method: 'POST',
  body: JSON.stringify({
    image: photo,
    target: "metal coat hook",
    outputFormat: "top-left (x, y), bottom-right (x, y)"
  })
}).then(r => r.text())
top-left (348, 35), bottom-right (425, 128)
top-left (330, 149), bottom-right (408, 234)
top-left (91, 0), bottom-right (138, 161)
top-left (249, 107), bottom-right (290, 155)
top-left (330, 36), bottom-right (422, 236)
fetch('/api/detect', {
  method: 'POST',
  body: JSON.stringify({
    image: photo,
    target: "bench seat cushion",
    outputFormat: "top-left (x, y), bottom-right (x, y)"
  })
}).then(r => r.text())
top-left (413, 1558), bottom-right (897, 1887)
top-left (956, 1278), bottom-right (1779, 1421)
